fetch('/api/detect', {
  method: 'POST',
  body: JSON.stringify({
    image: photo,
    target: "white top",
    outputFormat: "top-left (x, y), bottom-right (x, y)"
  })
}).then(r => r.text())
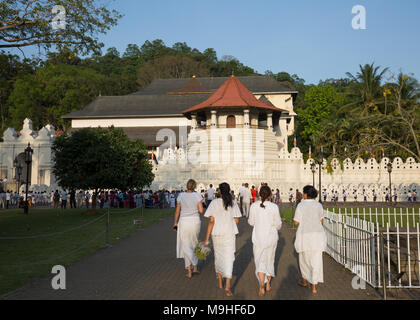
top-left (248, 201), bottom-right (282, 248)
top-left (204, 198), bottom-right (241, 236)
top-left (207, 188), bottom-right (215, 200)
top-left (240, 188), bottom-right (252, 203)
top-left (178, 192), bottom-right (202, 223)
top-left (293, 199), bottom-right (326, 253)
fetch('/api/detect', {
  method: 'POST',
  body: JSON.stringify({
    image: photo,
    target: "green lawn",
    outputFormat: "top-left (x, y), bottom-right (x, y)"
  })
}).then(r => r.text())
top-left (325, 206), bottom-right (420, 228)
top-left (0, 207), bottom-right (173, 296)
top-left (279, 206), bottom-right (420, 228)
top-left (280, 209), bottom-right (294, 226)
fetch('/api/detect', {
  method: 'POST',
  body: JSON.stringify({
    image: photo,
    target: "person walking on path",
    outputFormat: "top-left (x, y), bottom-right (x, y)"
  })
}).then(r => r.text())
top-left (206, 184), bottom-right (215, 207)
top-left (293, 185), bottom-right (327, 294)
top-left (251, 186), bottom-right (257, 204)
top-left (203, 182), bottom-right (241, 297)
top-left (173, 179), bottom-right (204, 279)
top-left (248, 186), bottom-right (282, 297)
top-left (240, 183), bottom-right (252, 218)
top-left (296, 189), bottom-right (302, 206)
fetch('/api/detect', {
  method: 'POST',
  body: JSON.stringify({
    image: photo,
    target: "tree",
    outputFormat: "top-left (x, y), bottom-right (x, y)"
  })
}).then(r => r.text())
top-left (203, 48), bottom-right (217, 63)
top-left (137, 55), bottom-right (211, 88)
top-left (297, 85), bottom-right (344, 142)
top-left (315, 73), bottom-right (420, 162)
top-left (7, 63), bottom-right (114, 129)
top-left (341, 63), bottom-right (389, 115)
top-left (0, 51), bottom-right (36, 130)
top-left (0, 0), bottom-right (122, 55)
top-left (52, 127), bottom-right (154, 207)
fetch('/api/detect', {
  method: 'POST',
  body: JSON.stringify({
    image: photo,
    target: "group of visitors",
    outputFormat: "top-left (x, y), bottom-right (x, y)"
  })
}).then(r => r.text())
top-left (318, 188), bottom-right (417, 206)
top-left (174, 179), bottom-right (326, 297)
top-left (0, 190), bottom-right (54, 209)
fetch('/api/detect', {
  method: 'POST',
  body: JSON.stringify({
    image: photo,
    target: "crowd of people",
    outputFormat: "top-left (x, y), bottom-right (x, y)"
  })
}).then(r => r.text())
top-left (0, 184), bottom-right (416, 211)
top-left (173, 179), bottom-right (325, 297)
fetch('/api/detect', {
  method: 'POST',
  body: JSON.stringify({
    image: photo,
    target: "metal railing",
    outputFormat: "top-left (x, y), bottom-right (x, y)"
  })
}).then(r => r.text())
top-left (324, 209), bottom-right (420, 290)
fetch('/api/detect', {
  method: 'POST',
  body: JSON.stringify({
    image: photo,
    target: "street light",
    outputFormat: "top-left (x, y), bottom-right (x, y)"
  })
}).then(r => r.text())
top-left (310, 162), bottom-right (316, 187)
top-left (23, 143), bottom-right (33, 214)
top-left (387, 162), bottom-right (393, 206)
top-left (13, 157), bottom-right (23, 192)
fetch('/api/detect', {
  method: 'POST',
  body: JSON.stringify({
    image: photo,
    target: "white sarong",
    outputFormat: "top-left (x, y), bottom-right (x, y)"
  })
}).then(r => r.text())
top-left (253, 243), bottom-right (277, 283)
top-left (212, 234), bottom-right (236, 279)
top-left (176, 221), bottom-right (200, 268)
top-left (299, 251), bottom-right (324, 285)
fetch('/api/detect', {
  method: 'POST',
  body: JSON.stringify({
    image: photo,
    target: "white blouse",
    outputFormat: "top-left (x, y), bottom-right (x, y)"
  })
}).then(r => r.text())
top-left (178, 192), bottom-right (202, 223)
top-left (204, 198), bottom-right (242, 237)
top-left (248, 201), bottom-right (282, 248)
top-left (293, 199), bottom-right (327, 253)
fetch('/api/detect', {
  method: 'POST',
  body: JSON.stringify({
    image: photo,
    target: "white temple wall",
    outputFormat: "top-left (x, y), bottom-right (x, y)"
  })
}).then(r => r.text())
top-left (152, 145), bottom-right (420, 202)
top-left (0, 119), bottom-right (57, 192)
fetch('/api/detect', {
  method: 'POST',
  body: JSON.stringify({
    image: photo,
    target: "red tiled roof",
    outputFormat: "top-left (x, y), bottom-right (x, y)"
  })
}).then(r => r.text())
top-left (182, 75), bottom-right (279, 114)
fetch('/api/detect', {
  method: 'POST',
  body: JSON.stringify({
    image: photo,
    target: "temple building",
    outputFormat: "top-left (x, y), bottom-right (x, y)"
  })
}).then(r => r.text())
top-left (0, 75), bottom-right (418, 200)
top-left (62, 75), bottom-right (297, 154)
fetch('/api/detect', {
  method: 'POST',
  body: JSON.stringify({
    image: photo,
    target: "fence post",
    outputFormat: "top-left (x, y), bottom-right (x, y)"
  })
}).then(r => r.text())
top-left (380, 232), bottom-right (387, 300)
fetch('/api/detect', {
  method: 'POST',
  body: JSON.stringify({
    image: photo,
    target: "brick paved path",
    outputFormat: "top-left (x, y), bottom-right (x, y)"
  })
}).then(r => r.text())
top-left (1, 215), bottom-right (393, 300)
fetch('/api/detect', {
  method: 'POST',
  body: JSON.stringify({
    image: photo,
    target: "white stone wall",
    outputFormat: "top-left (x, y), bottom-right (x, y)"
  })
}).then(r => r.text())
top-left (151, 143), bottom-right (420, 202)
top-left (0, 119), bottom-right (57, 192)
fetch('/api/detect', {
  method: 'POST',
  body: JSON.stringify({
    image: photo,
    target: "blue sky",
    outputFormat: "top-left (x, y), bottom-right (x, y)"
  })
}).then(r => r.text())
top-left (11, 0), bottom-right (420, 84)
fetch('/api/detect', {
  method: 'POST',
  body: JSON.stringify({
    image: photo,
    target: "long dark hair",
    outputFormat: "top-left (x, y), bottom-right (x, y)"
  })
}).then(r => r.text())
top-left (259, 186), bottom-right (272, 208)
top-left (219, 182), bottom-right (233, 210)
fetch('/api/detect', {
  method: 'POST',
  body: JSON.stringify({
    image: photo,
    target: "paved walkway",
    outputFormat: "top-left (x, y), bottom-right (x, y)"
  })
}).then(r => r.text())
top-left (1, 216), bottom-right (398, 300)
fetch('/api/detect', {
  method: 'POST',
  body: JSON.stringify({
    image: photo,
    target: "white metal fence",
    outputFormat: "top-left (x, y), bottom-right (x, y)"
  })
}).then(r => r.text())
top-left (324, 208), bottom-right (420, 289)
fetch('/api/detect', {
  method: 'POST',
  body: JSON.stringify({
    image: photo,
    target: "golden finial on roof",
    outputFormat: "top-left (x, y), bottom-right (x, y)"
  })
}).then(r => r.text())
top-left (231, 70), bottom-right (235, 77)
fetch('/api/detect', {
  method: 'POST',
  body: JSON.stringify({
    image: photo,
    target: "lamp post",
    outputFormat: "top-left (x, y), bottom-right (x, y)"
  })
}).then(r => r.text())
top-left (13, 157), bottom-right (18, 192)
top-left (318, 147), bottom-right (323, 203)
top-left (387, 162), bottom-right (393, 206)
top-left (310, 162), bottom-right (316, 187)
top-left (23, 143), bottom-right (33, 214)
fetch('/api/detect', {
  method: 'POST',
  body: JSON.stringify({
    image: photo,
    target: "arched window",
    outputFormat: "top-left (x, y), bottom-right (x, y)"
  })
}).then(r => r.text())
top-left (226, 115), bottom-right (236, 128)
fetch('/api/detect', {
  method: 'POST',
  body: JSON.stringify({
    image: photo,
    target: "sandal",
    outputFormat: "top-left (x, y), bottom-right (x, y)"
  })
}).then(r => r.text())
top-left (298, 279), bottom-right (308, 287)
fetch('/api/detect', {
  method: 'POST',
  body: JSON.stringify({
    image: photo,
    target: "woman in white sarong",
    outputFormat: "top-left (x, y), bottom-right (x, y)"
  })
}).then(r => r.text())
top-left (293, 185), bottom-right (327, 294)
top-left (203, 183), bottom-right (241, 297)
top-left (174, 179), bottom-right (204, 279)
top-left (248, 186), bottom-right (282, 296)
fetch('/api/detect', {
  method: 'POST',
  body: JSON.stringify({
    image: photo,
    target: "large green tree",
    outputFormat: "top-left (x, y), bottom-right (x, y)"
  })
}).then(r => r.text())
top-left (340, 63), bottom-right (389, 115)
top-left (52, 127), bottom-right (154, 205)
top-left (0, 0), bottom-right (122, 55)
top-left (7, 63), bottom-right (115, 129)
top-left (297, 85), bottom-right (344, 143)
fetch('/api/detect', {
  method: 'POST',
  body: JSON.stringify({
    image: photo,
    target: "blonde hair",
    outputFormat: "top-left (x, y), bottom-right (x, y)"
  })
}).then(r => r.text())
top-left (186, 179), bottom-right (197, 191)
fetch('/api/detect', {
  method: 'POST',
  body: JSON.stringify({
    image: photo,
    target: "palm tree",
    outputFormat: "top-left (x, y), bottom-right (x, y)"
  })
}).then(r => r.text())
top-left (339, 63), bottom-right (389, 115)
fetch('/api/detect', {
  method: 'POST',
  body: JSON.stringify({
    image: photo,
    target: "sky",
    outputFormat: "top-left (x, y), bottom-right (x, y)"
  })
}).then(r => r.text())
top-left (10, 0), bottom-right (420, 84)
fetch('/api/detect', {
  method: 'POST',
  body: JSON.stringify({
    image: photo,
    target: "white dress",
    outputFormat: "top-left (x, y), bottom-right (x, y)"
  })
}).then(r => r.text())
top-left (248, 201), bottom-right (282, 283)
top-left (176, 192), bottom-right (202, 268)
top-left (204, 198), bottom-right (242, 278)
top-left (293, 199), bottom-right (327, 285)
